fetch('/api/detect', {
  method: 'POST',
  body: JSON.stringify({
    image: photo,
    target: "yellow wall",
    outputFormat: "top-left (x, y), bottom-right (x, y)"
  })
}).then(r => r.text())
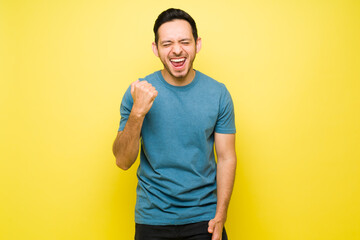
top-left (1, 0), bottom-right (359, 239)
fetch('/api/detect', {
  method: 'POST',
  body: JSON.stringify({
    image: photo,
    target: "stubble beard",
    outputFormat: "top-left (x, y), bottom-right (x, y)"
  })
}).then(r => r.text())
top-left (162, 55), bottom-right (196, 81)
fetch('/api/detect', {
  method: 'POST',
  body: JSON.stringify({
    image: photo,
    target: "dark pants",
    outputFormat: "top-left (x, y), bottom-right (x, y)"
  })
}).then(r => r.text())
top-left (135, 221), bottom-right (228, 240)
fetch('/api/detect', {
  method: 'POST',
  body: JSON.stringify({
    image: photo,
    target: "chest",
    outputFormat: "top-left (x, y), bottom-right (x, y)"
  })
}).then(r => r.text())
top-left (143, 87), bottom-right (220, 137)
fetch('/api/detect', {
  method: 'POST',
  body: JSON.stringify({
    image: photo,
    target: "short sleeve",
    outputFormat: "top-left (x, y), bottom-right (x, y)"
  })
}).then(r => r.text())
top-left (118, 86), bottom-right (133, 131)
top-left (214, 85), bottom-right (236, 134)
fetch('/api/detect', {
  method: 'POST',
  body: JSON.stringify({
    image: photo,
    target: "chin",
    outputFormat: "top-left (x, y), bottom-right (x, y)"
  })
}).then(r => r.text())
top-left (172, 71), bottom-right (187, 78)
top-left (173, 73), bottom-right (189, 80)
top-left (170, 67), bottom-right (192, 79)
top-left (163, 61), bottom-right (193, 80)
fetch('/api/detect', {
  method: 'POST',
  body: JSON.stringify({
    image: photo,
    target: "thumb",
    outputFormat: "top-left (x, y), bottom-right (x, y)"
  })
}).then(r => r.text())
top-left (208, 219), bottom-right (215, 233)
top-left (130, 79), bottom-right (140, 96)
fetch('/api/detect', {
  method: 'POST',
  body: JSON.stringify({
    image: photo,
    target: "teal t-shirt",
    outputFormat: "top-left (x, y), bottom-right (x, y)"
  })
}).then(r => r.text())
top-left (118, 70), bottom-right (236, 225)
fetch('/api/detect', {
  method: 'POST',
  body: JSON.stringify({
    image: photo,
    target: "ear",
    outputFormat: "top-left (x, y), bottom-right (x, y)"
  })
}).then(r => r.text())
top-left (196, 37), bottom-right (202, 53)
top-left (152, 42), bottom-right (159, 57)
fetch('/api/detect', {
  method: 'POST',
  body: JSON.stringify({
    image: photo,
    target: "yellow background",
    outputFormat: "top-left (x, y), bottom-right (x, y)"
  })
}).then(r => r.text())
top-left (1, 0), bottom-right (359, 239)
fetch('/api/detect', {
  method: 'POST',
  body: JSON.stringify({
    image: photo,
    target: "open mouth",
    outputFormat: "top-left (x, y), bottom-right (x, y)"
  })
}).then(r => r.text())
top-left (170, 58), bottom-right (186, 68)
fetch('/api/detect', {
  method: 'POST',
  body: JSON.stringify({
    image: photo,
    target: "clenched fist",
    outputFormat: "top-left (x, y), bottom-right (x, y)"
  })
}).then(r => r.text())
top-left (130, 80), bottom-right (158, 117)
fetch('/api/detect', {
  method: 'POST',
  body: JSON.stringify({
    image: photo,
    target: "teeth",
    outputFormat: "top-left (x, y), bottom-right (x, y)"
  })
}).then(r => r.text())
top-left (170, 58), bottom-right (185, 62)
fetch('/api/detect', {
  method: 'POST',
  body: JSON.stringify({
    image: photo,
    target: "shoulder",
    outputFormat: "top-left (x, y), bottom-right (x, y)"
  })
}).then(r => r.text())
top-left (196, 70), bottom-right (228, 93)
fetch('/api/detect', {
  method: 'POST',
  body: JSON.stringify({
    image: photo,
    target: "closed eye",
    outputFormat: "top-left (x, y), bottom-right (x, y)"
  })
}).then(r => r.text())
top-left (161, 41), bottom-right (172, 47)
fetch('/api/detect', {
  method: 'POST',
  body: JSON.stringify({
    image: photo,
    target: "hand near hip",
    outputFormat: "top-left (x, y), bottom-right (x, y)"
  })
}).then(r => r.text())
top-left (208, 218), bottom-right (225, 240)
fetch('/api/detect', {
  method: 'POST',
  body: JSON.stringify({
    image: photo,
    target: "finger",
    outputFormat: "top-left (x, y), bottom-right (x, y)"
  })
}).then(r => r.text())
top-left (137, 82), bottom-right (154, 93)
top-left (149, 90), bottom-right (158, 101)
top-left (208, 219), bottom-right (215, 233)
top-left (153, 89), bottom-right (158, 98)
top-left (149, 86), bottom-right (157, 93)
top-left (211, 225), bottom-right (222, 240)
top-left (137, 80), bottom-right (150, 87)
top-left (140, 84), bottom-right (157, 95)
top-left (130, 80), bottom-right (140, 95)
top-left (132, 79), bottom-right (140, 86)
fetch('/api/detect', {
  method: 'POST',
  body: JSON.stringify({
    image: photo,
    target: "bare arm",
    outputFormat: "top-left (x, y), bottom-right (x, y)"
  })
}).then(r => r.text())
top-left (112, 80), bottom-right (158, 170)
top-left (112, 114), bottom-right (144, 170)
top-left (208, 133), bottom-right (237, 240)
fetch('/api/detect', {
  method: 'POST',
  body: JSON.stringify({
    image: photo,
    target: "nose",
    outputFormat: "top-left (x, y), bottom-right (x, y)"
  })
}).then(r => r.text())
top-left (172, 44), bottom-right (182, 55)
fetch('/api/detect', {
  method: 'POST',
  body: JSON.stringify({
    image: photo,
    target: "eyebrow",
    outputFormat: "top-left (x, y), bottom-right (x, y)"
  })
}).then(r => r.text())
top-left (179, 38), bottom-right (192, 42)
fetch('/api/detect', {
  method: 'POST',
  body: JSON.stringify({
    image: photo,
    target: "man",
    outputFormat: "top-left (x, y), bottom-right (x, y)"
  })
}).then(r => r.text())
top-left (113, 8), bottom-right (236, 240)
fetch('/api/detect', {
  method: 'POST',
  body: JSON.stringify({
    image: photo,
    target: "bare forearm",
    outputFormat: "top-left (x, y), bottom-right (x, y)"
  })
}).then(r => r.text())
top-left (112, 112), bottom-right (144, 170)
top-left (113, 80), bottom-right (158, 170)
top-left (215, 155), bottom-right (237, 221)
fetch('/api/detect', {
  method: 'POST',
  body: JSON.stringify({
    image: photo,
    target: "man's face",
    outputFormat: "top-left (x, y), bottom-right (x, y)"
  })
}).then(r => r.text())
top-left (152, 19), bottom-right (201, 80)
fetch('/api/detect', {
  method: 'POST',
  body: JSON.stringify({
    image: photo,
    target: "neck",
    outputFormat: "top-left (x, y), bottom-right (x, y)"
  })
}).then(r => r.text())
top-left (161, 69), bottom-right (196, 87)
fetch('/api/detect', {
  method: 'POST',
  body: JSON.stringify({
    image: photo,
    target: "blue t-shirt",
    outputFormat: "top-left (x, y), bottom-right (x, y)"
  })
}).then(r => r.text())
top-left (118, 70), bottom-right (236, 225)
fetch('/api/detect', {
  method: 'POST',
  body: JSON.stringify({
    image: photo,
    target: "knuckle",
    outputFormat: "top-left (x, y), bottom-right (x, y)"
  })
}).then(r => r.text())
top-left (137, 81), bottom-right (146, 87)
top-left (132, 79), bottom-right (140, 86)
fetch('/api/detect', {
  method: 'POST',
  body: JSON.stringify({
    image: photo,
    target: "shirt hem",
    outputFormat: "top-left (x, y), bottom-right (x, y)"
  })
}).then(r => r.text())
top-left (214, 128), bottom-right (236, 134)
top-left (135, 216), bottom-right (214, 226)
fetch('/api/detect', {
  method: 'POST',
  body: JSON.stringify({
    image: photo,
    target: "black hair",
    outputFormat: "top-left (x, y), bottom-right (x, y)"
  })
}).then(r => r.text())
top-left (153, 8), bottom-right (198, 44)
